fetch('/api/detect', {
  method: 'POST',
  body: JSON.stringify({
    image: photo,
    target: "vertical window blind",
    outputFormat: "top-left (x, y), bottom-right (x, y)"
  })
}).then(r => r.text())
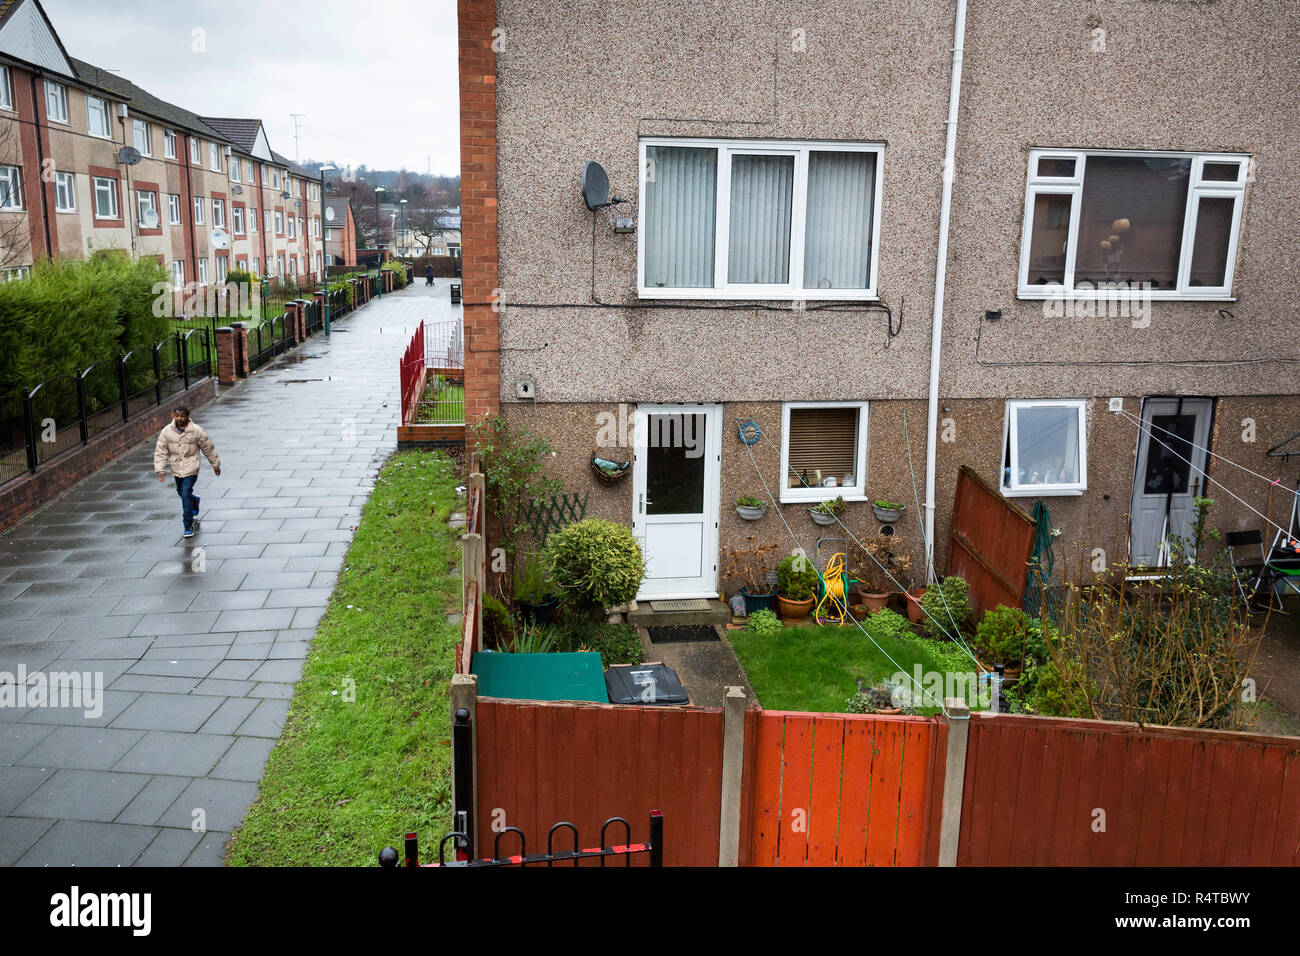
top-left (643, 145), bottom-right (717, 288)
top-left (728, 154), bottom-right (793, 285)
top-left (803, 151), bottom-right (875, 290)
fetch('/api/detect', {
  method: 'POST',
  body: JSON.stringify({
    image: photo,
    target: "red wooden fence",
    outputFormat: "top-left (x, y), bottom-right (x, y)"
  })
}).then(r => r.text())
top-left (947, 465), bottom-right (1037, 619)
top-left (959, 714), bottom-right (1300, 866)
top-left (746, 711), bottom-right (946, 866)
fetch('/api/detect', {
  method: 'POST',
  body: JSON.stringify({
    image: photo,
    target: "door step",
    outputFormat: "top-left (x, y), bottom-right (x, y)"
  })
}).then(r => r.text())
top-left (648, 599), bottom-right (713, 612)
top-left (629, 597), bottom-right (731, 629)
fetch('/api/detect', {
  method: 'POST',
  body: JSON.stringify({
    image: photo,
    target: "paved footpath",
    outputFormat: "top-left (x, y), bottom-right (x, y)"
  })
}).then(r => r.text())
top-left (0, 278), bottom-right (457, 866)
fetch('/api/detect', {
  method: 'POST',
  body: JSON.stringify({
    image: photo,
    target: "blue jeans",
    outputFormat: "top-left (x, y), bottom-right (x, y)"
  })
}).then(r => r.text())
top-left (174, 474), bottom-right (198, 531)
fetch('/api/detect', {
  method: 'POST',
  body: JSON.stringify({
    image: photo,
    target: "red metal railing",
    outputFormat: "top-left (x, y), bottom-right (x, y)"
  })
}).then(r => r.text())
top-left (399, 320), bottom-right (425, 426)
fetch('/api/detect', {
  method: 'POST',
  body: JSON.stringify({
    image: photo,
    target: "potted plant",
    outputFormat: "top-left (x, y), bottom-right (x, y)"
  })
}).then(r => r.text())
top-left (919, 575), bottom-right (972, 641)
top-left (846, 680), bottom-right (902, 715)
top-left (514, 551), bottom-right (562, 625)
top-left (873, 498), bottom-right (907, 523)
top-left (905, 583), bottom-right (927, 624)
top-left (775, 553), bottom-right (819, 622)
top-left (974, 604), bottom-right (1031, 680)
top-left (735, 494), bottom-right (767, 521)
top-left (723, 537), bottom-right (779, 615)
top-left (809, 495), bottom-right (845, 526)
top-left (849, 534), bottom-right (906, 613)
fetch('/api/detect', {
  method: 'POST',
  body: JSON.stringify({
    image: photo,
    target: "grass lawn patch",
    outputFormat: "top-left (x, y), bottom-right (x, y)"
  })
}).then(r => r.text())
top-left (224, 449), bottom-right (462, 866)
top-left (729, 615), bottom-right (985, 714)
top-left (414, 375), bottom-right (465, 424)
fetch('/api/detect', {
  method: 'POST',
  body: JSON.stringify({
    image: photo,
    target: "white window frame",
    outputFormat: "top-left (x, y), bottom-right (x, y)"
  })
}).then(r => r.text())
top-left (131, 119), bottom-right (151, 156)
top-left (0, 165), bottom-right (22, 210)
top-left (85, 95), bottom-right (110, 138)
top-left (232, 205), bottom-right (244, 234)
top-left (637, 137), bottom-right (885, 301)
top-left (778, 401), bottom-right (870, 504)
top-left (167, 193), bottom-right (182, 225)
top-left (54, 172), bottom-right (75, 212)
top-left (44, 80), bottom-right (68, 123)
top-left (275, 210), bottom-right (284, 234)
top-left (190, 137), bottom-right (201, 165)
top-left (172, 260), bottom-right (184, 290)
top-left (265, 209), bottom-right (272, 233)
top-left (1018, 148), bottom-right (1249, 302)
top-left (197, 257), bottom-right (209, 285)
top-left (0, 66), bottom-right (12, 110)
top-left (136, 189), bottom-right (158, 227)
top-left (212, 198), bottom-right (225, 228)
top-left (251, 256), bottom-right (259, 275)
top-left (91, 176), bottom-right (118, 219)
top-left (287, 215), bottom-right (295, 239)
top-left (163, 129), bottom-right (177, 159)
top-left (216, 255), bottom-right (228, 283)
top-left (193, 196), bottom-right (205, 225)
top-left (230, 157), bottom-right (240, 182)
top-left (1000, 399), bottom-right (1088, 498)
top-left (249, 207), bottom-right (257, 233)
top-left (209, 142), bottom-right (222, 172)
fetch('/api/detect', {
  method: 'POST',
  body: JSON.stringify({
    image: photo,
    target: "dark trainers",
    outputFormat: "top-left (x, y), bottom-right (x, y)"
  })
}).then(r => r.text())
top-left (183, 529), bottom-right (195, 538)
top-left (191, 496), bottom-right (200, 519)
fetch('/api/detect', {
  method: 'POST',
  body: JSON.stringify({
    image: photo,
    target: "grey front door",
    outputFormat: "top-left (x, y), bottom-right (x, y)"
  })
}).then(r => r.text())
top-left (1129, 397), bottom-right (1213, 567)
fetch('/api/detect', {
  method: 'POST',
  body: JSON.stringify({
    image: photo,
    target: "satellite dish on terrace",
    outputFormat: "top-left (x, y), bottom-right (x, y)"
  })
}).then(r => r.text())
top-left (118, 146), bottom-right (142, 166)
top-left (141, 208), bottom-right (159, 229)
top-left (232, 184), bottom-right (244, 195)
top-left (325, 207), bottom-right (335, 222)
top-left (210, 228), bottom-right (229, 250)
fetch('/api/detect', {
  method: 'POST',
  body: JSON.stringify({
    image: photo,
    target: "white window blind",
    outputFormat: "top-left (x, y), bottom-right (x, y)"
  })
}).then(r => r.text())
top-left (643, 145), bottom-right (716, 289)
top-left (727, 154), bottom-right (794, 285)
top-left (804, 151), bottom-right (876, 290)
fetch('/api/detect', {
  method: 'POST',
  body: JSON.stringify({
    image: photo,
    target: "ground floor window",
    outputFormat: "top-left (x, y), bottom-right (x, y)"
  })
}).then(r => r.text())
top-left (779, 402), bottom-right (868, 502)
top-left (1001, 399), bottom-right (1087, 495)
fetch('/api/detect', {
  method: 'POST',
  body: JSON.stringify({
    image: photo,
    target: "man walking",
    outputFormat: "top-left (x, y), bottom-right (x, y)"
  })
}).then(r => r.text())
top-left (154, 404), bottom-right (220, 539)
top-left (425, 263), bottom-right (434, 287)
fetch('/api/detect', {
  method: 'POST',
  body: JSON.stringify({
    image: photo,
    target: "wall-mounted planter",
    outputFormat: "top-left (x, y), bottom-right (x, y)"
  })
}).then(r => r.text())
top-left (810, 509), bottom-right (839, 526)
top-left (736, 504), bottom-right (767, 521)
top-left (873, 505), bottom-right (906, 523)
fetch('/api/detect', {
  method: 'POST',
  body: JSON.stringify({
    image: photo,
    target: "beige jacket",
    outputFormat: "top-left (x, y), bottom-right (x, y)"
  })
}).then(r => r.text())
top-left (154, 421), bottom-right (220, 478)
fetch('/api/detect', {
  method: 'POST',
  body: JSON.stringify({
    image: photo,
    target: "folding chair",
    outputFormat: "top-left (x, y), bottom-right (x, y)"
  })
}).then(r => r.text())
top-left (1224, 529), bottom-right (1268, 608)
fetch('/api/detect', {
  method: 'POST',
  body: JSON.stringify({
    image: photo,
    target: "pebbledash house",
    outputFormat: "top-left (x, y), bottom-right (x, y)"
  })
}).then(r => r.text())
top-left (456, 0), bottom-right (1300, 603)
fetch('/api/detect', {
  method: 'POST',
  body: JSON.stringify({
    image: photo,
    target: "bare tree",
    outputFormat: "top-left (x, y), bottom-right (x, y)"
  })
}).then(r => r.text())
top-left (0, 117), bottom-right (34, 270)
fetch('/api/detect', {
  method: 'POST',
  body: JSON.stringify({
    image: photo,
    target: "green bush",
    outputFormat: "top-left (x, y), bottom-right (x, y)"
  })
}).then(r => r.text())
top-left (548, 616), bottom-right (645, 668)
top-left (544, 518), bottom-right (645, 613)
top-left (975, 604), bottom-right (1030, 665)
top-left (862, 607), bottom-right (912, 641)
top-left (745, 608), bottom-right (782, 636)
top-left (920, 575), bottom-right (971, 640)
top-left (776, 553), bottom-right (819, 601)
top-left (482, 593), bottom-right (515, 650)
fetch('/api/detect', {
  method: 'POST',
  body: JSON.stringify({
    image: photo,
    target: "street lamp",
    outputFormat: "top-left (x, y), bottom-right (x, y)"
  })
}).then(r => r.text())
top-left (318, 164), bottom-right (335, 333)
top-left (374, 186), bottom-right (385, 296)
top-left (399, 198), bottom-right (408, 258)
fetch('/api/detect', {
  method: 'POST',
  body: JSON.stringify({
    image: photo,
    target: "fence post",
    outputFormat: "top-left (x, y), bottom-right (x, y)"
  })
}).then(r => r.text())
top-left (179, 333), bottom-right (190, 392)
top-left (450, 674), bottom-right (478, 860)
top-left (75, 367), bottom-right (89, 445)
top-left (939, 698), bottom-right (972, 867)
top-left (23, 387), bottom-right (38, 472)
top-left (469, 471), bottom-right (486, 651)
top-left (118, 355), bottom-right (129, 421)
top-left (152, 343), bottom-right (163, 405)
top-left (718, 685), bottom-right (747, 867)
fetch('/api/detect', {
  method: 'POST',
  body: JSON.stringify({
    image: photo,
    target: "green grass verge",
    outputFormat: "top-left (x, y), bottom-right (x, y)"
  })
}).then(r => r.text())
top-left (414, 381), bottom-right (465, 424)
top-left (224, 449), bottom-right (462, 866)
top-left (729, 619), bottom-right (985, 715)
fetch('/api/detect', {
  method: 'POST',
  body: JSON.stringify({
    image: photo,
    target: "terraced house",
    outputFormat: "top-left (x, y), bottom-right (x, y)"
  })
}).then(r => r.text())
top-left (459, 0), bottom-right (1300, 601)
top-left (0, 0), bottom-right (321, 291)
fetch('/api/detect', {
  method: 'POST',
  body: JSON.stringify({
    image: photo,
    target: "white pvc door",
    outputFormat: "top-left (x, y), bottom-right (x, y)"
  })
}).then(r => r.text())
top-left (632, 404), bottom-right (721, 600)
top-left (1129, 397), bottom-right (1213, 567)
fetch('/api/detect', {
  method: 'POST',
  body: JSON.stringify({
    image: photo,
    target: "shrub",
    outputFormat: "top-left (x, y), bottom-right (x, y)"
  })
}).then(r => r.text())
top-left (846, 681), bottom-right (896, 714)
top-left (513, 550), bottom-right (559, 604)
top-left (975, 604), bottom-right (1031, 665)
top-left (548, 616), bottom-right (645, 667)
top-left (544, 518), bottom-right (646, 613)
top-left (811, 495), bottom-right (845, 516)
top-left (471, 415), bottom-right (563, 572)
top-left (482, 593), bottom-right (515, 650)
top-left (745, 608), bottom-right (783, 636)
top-left (776, 553), bottom-right (820, 601)
top-left (863, 607), bottom-right (911, 641)
top-left (920, 575), bottom-right (971, 640)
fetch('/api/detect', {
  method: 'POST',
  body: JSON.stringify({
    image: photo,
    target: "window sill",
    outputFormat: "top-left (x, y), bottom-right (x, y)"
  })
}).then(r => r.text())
top-left (1016, 289), bottom-right (1237, 303)
top-left (780, 493), bottom-right (869, 505)
top-left (1000, 487), bottom-right (1085, 498)
top-left (639, 287), bottom-right (880, 302)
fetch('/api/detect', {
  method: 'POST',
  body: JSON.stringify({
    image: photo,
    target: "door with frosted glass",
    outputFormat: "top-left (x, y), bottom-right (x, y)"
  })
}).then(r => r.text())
top-left (632, 405), bottom-right (721, 599)
top-left (1129, 398), bottom-right (1213, 567)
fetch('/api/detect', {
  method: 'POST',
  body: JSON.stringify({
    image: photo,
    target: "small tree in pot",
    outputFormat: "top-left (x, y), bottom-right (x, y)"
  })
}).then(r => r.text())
top-left (724, 536), bottom-right (779, 614)
top-left (775, 552), bottom-right (820, 622)
top-left (544, 518), bottom-right (646, 619)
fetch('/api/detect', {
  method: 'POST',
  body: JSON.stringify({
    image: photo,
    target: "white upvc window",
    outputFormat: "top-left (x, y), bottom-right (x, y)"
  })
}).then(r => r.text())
top-left (131, 119), bottom-right (150, 156)
top-left (275, 210), bottom-right (283, 234)
top-left (289, 255), bottom-right (298, 277)
top-left (1018, 149), bottom-right (1249, 301)
top-left (778, 401), bottom-right (870, 504)
top-left (209, 142), bottom-right (222, 172)
top-left (249, 206), bottom-right (257, 232)
top-left (54, 172), bottom-right (75, 212)
top-left (230, 157), bottom-right (240, 182)
top-left (172, 260), bottom-right (184, 290)
top-left (85, 95), bottom-right (110, 138)
top-left (287, 215), bottom-right (295, 238)
top-left (92, 176), bottom-right (118, 219)
top-left (212, 198), bottom-right (226, 228)
top-left (164, 129), bottom-right (177, 159)
top-left (193, 196), bottom-right (205, 225)
top-left (44, 80), bottom-right (68, 123)
top-left (216, 256), bottom-right (228, 283)
top-left (251, 256), bottom-right (259, 274)
top-left (313, 216), bottom-right (320, 238)
top-left (167, 193), bottom-right (182, 224)
top-left (297, 218), bottom-right (304, 239)
top-left (637, 138), bottom-right (885, 300)
top-left (190, 136), bottom-right (201, 164)
top-left (277, 253), bottom-right (285, 276)
top-left (1001, 399), bottom-right (1088, 497)
top-left (264, 209), bottom-right (272, 233)
top-left (0, 165), bottom-right (22, 210)
top-left (232, 206), bottom-right (244, 234)
top-left (136, 189), bottom-right (158, 227)
top-left (197, 257), bottom-right (209, 284)
top-left (0, 66), bottom-right (11, 110)
top-left (272, 168), bottom-right (280, 188)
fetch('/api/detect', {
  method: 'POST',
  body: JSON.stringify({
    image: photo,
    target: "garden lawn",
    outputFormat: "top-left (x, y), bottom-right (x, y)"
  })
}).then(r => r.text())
top-left (729, 620), bottom-right (983, 714)
top-left (225, 450), bottom-right (462, 866)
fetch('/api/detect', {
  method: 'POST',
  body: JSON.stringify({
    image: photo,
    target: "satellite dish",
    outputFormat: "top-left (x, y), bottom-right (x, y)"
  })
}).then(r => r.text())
top-left (210, 229), bottom-right (229, 250)
top-left (582, 161), bottom-right (610, 210)
top-left (325, 207), bottom-right (335, 222)
top-left (142, 208), bottom-right (159, 229)
top-left (232, 185), bottom-right (244, 195)
top-left (118, 146), bottom-right (142, 166)
top-left (280, 191), bottom-right (291, 200)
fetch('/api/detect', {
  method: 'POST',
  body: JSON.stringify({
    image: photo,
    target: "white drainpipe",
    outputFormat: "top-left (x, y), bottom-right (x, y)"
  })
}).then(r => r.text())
top-left (924, 0), bottom-right (969, 583)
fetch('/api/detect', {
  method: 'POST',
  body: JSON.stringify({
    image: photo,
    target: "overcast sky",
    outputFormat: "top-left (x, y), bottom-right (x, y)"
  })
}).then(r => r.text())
top-left (43, 0), bottom-right (461, 176)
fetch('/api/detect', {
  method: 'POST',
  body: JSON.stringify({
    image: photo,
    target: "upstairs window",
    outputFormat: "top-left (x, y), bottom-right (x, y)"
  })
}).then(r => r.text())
top-left (136, 189), bottom-right (158, 227)
top-left (86, 96), bottom-right (110, 138)
top-left (0, 165), bottom-right (23, 210)
top-left (212, 198), bottom-right (226, 228)
top-left (209, 142), bottom-right (222, 172)
top-left (54, 172), bottom-right (75, 212)
top-left (92, 176), bottom-right (117, 219)
top-left (1019, 149), bottom-right (1248, 300)
top-left (190, 137), bottom-right (201, 164)
top-left (44, 81), bottom-right (68, 123)
top-left (230, 157), bottom-right (240, 182)
top-left (132, 119), bottom-right (151, 156)
top-left (193, 196), bottom-right (205, 225)
top-left (779, 402), bottom-right (869, 503)
top-left (639, 138), bottom-right (883, 300)
top-left (232, 206), bottom-right (245, 234)
top-left (164, 129), bottom-right (177, 159)
top-left (168, 193), bottom-right (182, 224)
top-left (0, 66), bottom-right (11, 109)
top-left (1001, 400), bottom-right (1088, 496)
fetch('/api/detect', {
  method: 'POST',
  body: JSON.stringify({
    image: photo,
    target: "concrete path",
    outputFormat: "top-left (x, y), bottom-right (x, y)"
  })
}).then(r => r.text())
top-left (0, 278), bottom-right (458, 866)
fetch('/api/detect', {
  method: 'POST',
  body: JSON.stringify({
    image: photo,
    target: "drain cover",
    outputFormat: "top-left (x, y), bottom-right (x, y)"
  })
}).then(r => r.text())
top-left (649, 599), bottom-right (713, 612)
top-left (648, 625), bottom-right (720, 644)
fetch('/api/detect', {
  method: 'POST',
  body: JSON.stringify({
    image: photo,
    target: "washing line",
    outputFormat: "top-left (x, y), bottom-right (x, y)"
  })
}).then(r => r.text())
top-left (1117, 408), bottom-right (1300, 499)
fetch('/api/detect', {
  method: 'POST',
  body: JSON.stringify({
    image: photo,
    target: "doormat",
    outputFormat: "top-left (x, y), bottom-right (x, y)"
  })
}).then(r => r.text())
top-left (648, 625), bottom-right (720, 644)
top-left (648, 599), bottom-right (713, 612)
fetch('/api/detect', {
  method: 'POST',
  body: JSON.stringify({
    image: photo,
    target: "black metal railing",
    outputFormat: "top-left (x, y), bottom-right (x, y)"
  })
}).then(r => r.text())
top-left (247, 314), bottom-right (290, 372)
top-left (0, 329), bottom-right (211, 488)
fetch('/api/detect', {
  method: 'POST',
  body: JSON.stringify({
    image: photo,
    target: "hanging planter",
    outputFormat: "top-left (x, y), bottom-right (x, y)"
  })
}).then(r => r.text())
top-left (809, 495), bottom-right (846, 526)
top-left (873, 500), bottom-right (907, 523)
top-left (590, 454), bottom-right (631, 486)
top-left (735, 495), bottom-right (767, 521)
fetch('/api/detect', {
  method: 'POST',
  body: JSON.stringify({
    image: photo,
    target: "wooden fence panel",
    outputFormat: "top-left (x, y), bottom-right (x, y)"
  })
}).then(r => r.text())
top-left (947, 465), bottom-right (1037, 619)
top-left (959, 715), bottom-right (1300, 866)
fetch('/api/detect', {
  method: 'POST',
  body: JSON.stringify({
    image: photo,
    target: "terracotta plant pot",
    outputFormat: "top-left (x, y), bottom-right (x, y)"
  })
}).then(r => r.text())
top-left (856, 588), bottom-right (889, 613)
top-left (874, 707), bottom-right (902, 716)
top-left (906, 587), bottom-right (927, 623)
top-left (776, 595), bottom-right (815, 622)
top-left (849, 604), bottom-right (870, 621)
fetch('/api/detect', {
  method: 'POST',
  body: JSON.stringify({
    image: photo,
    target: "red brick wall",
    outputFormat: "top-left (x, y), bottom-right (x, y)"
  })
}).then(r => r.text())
top-left (459, 0), bottom-right (500, 427)
top-left (0, 378), bottom-right (216, 534)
